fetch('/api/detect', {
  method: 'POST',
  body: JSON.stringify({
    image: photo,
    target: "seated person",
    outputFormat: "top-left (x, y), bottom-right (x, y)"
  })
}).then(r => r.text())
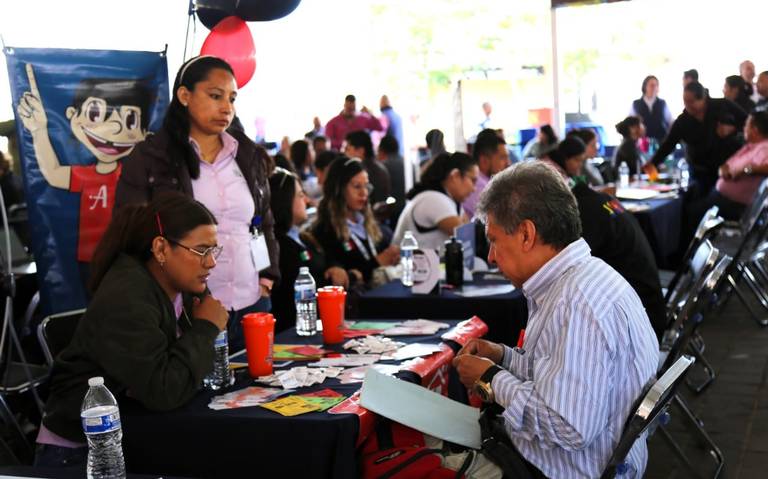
top-left (393, 152), bottom-right (479, 251)
top-left (548, 138), bottom-right (667, 339)
top-left (453, 161), bottom-right (659, 478)
top-left (521, 124), bottom-right (558, 160)
top-left (268, 167), bottom-right (348, 332)
top-left (567, 128), bottom-right (605, 186)
top-left (310, 157), bottom-right (399, 287)
top-left (35, 192), bottom-right (228, 468)
top-left (613, 116), bottom-right (645, 178)
top-left (290, 139), bottom-right (321, 202)
top-left (687, 111), bottom-right (768, 224)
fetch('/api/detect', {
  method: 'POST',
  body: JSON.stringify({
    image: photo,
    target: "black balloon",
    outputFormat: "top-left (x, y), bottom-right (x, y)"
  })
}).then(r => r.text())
top-left (196, 0), bottom-right (237, 30)
top-left (235, 0), bottom-right (302, 22)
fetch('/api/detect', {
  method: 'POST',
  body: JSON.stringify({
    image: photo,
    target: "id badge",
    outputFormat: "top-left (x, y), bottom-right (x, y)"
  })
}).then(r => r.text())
top-left (250, 232), bottom-right (271, 271)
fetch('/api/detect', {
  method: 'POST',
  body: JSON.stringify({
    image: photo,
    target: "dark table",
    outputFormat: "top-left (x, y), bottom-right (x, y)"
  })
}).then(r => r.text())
top-left (120, 318), bottom-right (484, 479)
top-left (358, 273), bottom-right (526, 346)
top-left (623, 195), bottom-right (683, 269)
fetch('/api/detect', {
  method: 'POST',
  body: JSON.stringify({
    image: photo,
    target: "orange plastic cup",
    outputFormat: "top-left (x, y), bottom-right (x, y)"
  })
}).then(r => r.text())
top-left (317, 287), bottom-right (346, 344)
top-left (241, 312), bottom-right (275, 377)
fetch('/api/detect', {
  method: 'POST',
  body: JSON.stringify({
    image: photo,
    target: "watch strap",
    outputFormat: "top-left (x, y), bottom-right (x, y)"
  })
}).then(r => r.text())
top-left (480, 365), bottom-right (504, 384)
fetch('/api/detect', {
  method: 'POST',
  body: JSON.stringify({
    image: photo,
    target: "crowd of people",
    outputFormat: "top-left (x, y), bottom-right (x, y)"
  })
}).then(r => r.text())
top-left (31, 53), bottom-right (768, 477)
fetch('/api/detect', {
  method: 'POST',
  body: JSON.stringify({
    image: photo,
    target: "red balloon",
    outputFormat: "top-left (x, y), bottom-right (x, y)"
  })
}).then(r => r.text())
top-left (200, 16), bottom-right (256, 88)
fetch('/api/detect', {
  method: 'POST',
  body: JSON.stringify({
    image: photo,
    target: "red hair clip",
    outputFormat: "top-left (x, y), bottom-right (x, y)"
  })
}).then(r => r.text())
top-left (155, 212), bottom-right (164, 236)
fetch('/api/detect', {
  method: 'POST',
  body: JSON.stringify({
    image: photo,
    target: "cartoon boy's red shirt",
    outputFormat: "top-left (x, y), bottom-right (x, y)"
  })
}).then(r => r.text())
top-left (69, 164), bottom-right (122, 262)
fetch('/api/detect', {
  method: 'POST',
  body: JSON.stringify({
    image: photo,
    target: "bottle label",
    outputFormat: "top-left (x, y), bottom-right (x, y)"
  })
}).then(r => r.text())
top-left (294, 289), bottom-right (316, 302)
top-left (81, 410), bottom-right (121, 435)
top-left (214, 330), bottom-right (228, 347)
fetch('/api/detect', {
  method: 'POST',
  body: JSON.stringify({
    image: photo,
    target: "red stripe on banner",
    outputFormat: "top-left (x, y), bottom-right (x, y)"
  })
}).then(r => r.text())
top-left (328, 391), bottom-right (375, 446)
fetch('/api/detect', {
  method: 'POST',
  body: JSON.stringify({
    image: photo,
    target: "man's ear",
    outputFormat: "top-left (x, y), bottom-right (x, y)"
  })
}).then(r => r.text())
top-left (520, 220), bottom-right (537, 252)
top-left (65, 106), bottom-right (77, 120)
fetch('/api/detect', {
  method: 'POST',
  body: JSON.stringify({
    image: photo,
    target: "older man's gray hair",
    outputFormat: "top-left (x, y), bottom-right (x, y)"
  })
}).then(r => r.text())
top-left (476, 161), bottom-right (581, 250)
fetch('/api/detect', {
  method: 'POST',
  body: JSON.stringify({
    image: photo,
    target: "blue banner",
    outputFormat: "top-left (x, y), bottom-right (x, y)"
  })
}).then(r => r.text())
top-left (6, 47), bottom-right (169, 315)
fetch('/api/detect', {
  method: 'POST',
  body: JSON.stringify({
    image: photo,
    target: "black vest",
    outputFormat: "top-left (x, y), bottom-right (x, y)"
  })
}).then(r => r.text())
top-left (633, 97), bottom-right (668, 142)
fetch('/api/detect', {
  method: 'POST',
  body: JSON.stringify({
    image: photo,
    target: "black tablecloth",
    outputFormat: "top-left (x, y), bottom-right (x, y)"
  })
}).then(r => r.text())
top-left (120, 319), bottom-right (465, 479)
top-left (358, 274), bottom-right (526, 346)
top-left (624, 196), bottom-right (682, 268)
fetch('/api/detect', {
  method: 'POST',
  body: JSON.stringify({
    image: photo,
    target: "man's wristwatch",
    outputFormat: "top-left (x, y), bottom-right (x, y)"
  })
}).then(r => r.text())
top-left (473, 365), bottom-right (504, 403)
top-left (744, 165), bottom-right (753, 176)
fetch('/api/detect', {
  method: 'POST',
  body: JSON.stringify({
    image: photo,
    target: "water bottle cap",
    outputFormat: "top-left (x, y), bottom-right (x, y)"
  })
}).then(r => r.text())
top-left (88, 377), bottom-right (104, 387)
top-left (299, 266), bottom-right (309, 274)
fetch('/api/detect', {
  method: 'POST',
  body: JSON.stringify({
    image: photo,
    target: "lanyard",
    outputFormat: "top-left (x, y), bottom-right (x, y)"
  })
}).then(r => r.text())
top-left (249, 215), bottom-right (262, 236)
top-left (349, 232), bottom-right (376, 262)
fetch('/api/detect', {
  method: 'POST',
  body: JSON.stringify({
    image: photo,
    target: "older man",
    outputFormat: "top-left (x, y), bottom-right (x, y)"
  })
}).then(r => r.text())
top-left (453, 162), bottom-right (659, 478)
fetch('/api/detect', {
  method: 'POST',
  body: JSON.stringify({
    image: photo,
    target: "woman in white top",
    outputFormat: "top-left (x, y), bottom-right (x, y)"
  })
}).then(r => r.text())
top-left (393, 152), bottom-right (478, 250)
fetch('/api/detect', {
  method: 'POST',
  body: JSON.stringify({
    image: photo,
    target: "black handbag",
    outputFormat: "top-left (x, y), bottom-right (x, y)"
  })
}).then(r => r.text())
top-left (478, 405), bottom-right (543, 479)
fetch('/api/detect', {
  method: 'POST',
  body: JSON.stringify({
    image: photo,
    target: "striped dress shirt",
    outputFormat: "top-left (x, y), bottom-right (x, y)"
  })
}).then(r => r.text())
top-left (491, 238), bottom-right (659, 478)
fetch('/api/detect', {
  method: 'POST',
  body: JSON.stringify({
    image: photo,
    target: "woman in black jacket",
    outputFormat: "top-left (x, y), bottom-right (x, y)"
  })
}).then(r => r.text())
top-left (116, 56), bottom-right (278, 352)
top-left (310, 157), bottom-right (399, 287)
top-left (36, 192), bottom-right (228, 469)
top-left (268, 168), bottom-right (347, 332)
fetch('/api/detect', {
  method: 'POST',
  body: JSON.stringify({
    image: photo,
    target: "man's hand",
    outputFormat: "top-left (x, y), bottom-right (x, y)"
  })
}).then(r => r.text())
top-left (376, 244), bottom-right (400, 266)
top-left (452, 354), bottom-right (496, 388)
top-left (456, 338), bottom-right (504, 364)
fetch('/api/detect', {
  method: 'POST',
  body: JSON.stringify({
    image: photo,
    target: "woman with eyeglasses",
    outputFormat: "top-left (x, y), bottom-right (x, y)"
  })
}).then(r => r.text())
top-left (35, 192), bottom-right (228, 469)
top-left (269, 168), bottom-right (348, 331)
top-left (310, 157), bottom-right (399, 287)
top-left (392, 152), bottom-right (479, 251)
top-left (116, 55), bottom-right (279, 351)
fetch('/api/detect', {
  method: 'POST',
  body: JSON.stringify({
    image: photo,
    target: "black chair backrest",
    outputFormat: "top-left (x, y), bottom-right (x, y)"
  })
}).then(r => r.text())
top-left (37, 309), bottom-right (85, 367)
top-left (665, 240), bottom-right (719, 319)
top-left (660, 254), bottom-right (731, 374)
top-left (600, 355), bottom-right (696, 479)
top-left (740, 178), bottom-right (768, 234)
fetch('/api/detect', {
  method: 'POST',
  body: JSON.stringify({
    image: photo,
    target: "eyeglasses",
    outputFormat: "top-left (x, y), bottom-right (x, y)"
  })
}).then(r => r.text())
top-left (166, 238), bottom-right (223, 264)
top-left (350, 182), bottom-right (374, 194)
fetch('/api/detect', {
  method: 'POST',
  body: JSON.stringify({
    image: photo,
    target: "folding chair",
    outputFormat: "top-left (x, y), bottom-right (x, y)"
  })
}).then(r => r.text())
top-left (0, 295), bottom-right (48, 415)
top-left (663, 206), bottom-right (723, 304)
top-left (713, 178), bottom-right (768, 326)
top-left (659, 240), bottom-right (724, 394)
top-left (654, 257), bottom-right (731, 479)
top-left (36, 309), bottom-right (86, 368)
top-left (600, 355), bottom-right (695, 479)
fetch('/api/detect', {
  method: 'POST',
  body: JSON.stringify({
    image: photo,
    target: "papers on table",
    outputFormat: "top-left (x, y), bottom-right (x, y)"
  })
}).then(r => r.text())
top-left (344, 319), bottom-right (451, 337)
top-left (208, 386), bottom-right (288, 410)
top-left (309, 354), bottom-right (380, 367)
top-left (256, 366), bottom-right (343, 389)
top-left (260, 388), bottom-right (348, 416)
top-left (616, 187), bottom-right (660, 200)
top-left (386, 343), bottom-right (443, 361)
top-left (360, 368), bottom-right (482, 449)
top-left (338, 364), bottom-right (401, 384)
top-left (343, 335), bottom-right (405, 354)
top-left (453, 284), bottom-right (515, 297)
top-left (273, 344), bottom-right (328, 361)
top-left (383, 319), bottom-right (451, 336)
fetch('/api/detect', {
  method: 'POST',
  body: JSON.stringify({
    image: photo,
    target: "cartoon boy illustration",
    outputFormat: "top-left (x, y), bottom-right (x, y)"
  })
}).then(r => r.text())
top-left (16, 63), bottom-right (151, 262)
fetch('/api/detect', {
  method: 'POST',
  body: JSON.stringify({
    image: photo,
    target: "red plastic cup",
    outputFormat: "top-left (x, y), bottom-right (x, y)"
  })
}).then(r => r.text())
top-left (241, 312), bottom-right (275, 377)
top-left (317, 286), bottom-right (346, 344)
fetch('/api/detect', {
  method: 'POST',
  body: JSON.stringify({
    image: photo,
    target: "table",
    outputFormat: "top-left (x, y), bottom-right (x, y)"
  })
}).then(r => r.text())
top-left (120, 317), bottom-right (486, 479)
top-left (358, 273), bottom-right (526, 346)
top-left (623, 195), bottom-right (683, 268)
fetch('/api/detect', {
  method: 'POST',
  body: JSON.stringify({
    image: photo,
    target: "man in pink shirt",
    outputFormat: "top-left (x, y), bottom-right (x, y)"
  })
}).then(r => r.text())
top-left (715, 111), bottom-right (768, 214)
top-left (325, 94), bottom-right (384, 151)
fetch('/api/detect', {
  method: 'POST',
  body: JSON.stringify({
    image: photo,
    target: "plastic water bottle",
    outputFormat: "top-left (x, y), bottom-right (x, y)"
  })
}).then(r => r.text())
top-left (677, 158), bottom-right (690, 189)
top-left (81, 377), bottom-right (126, 479)
top-left (203, 330), bottom-right (233, 390)
top-left (400, 230), bottom-right (419, 287)
top-left (295, 266), bottom-right (318, 336)
top-left (619, 162), bottom-right (630, 187)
